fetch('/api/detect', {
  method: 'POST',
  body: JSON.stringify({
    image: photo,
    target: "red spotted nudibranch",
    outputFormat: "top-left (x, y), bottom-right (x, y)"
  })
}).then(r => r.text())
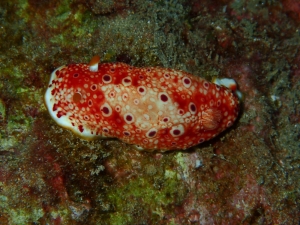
top-left (45, 56), bottom-right (241, 151)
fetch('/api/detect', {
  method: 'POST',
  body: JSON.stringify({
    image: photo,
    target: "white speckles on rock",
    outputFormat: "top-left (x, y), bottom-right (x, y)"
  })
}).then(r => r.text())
top-left (195, 159), bottom-right (203, 168)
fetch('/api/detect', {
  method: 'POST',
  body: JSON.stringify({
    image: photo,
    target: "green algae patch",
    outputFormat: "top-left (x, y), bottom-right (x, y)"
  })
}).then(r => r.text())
top-left (0, 194), bottom-right (44, 225)
top-left (10, 208), bottom-right (44, 225)
top-left (106, 173), bottom-right (187, 224)
top-left (175, 152), bottom-right (190, 179)
top-left (0, 99), bottom-right (5, 121)
top-left (15, 0), bottom-right (29, 21)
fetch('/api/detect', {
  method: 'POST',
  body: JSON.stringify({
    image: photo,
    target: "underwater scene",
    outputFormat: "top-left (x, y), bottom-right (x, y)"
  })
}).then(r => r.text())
top-left (0, 0), bottom-right (299, 224)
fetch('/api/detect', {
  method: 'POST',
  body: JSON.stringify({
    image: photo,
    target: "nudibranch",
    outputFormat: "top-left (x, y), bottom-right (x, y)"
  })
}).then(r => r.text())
top-left (45, 56), bottom-right (240, 151)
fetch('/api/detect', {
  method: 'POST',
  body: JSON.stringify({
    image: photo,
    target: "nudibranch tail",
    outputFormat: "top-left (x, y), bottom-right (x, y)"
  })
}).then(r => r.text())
top-left (45, 56), bottom-right (241, 151)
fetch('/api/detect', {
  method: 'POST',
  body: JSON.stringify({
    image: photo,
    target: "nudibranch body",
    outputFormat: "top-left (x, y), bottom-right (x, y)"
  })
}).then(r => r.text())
top-left (45, 56), bottom-right (240, 151)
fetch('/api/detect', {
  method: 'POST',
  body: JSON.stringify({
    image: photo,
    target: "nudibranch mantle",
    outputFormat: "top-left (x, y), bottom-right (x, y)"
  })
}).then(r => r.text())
top-left (45, 56), bottom-right (240, 151)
